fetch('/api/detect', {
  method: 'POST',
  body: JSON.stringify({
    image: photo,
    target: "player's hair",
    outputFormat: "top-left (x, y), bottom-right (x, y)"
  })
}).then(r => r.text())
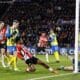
top-left (0, 21), bottom-right (4, 24)
top-left (15, 37), bottom-right (23, 44)
top-left (13, 20), bottom-right (19, 23)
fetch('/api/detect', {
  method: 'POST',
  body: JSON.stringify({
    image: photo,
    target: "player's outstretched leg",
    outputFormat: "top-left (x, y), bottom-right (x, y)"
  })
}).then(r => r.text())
top-left (57, 66), bottom-right (73, 71)
top-left (37, 59), bottom-right (57, 73)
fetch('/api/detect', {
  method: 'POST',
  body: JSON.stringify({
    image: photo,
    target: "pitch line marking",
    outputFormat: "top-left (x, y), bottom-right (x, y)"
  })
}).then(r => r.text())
top-left (27, 72), bottom-right (78, 80)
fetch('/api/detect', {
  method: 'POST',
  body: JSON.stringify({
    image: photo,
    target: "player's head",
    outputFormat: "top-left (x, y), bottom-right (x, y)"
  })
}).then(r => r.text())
top-left (50, 29), bottom-right (54, 34)
top-left (0, 21), bottom-right (5, 30)
top-left (12, 20), bottom-right (19, 29)
top-left (15, 37), bottom-right (23, 44)
top-left (41, 32), bottom-right (46, 36)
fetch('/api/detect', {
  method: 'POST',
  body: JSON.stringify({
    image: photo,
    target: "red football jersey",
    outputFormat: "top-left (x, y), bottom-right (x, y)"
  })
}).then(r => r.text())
top-left (38, 36), bottom-right (48, 47)
top-left (16, 44), bottom-right (33, 60)
top-left (0, 27), bottom-right (6, 44)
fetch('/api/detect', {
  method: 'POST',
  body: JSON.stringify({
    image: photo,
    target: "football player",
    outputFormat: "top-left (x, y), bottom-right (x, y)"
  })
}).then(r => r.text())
top-left (16, 38), bottom-right (57, 73)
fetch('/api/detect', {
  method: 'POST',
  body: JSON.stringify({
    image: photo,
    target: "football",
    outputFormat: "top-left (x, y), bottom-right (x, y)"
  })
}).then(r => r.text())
top-left (26, 67), bottom-right (36, 72)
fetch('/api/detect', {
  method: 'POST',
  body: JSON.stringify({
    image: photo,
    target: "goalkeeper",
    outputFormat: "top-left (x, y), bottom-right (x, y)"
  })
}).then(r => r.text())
top-left (58, 58), bottom-right (80, 72)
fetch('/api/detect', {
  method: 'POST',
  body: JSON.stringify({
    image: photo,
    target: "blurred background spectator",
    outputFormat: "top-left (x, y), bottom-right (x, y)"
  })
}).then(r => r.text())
top-left (0, 0), bottom-right (75, 48)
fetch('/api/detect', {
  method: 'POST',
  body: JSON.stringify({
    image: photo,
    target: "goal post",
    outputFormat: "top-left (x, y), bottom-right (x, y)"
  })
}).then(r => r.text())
top-left (74, 0), bottom-right (79, 73)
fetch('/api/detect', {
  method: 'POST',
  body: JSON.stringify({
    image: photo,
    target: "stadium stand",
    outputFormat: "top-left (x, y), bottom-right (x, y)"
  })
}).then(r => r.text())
top-left (0, 0), bottom-right (75, 47)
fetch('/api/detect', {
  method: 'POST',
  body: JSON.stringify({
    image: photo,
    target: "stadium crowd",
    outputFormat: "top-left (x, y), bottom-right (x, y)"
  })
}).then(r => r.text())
top-left (0, 0), bottom-right (76, 73)
top-left (0, 0), bottom-right (75, 48)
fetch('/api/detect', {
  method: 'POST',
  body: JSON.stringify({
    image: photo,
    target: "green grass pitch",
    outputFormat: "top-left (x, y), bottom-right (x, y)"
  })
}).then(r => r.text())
top-left (0, 55), bottom-right (80, 80)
